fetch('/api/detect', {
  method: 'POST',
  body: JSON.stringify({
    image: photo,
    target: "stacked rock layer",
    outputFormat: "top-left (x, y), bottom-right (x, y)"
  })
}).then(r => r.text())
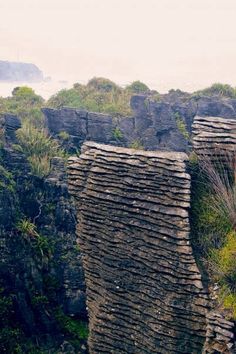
top-left (193, 115), bottom-right (236, 353)
top-left (192, 116), bottom-right (236, 156)
top-left (68, 142), bottom-right (209, 354)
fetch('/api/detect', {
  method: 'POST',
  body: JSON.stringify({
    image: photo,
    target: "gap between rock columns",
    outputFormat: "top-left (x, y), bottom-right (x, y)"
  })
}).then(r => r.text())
top-left (68, 141), bottom-right (209, 354)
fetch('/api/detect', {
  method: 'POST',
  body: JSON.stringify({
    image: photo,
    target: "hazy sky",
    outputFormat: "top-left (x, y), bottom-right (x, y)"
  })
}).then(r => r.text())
top-left (1, 0), bottom-right (236, 92)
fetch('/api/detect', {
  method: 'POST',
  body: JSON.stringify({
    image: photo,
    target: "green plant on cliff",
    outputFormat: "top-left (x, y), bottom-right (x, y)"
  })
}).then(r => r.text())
top-left (58, 130), bottom-right (70, 141)
top-left (113, 127), bottom-right (123, 140)
top-left (175, 112), bottom-right (189, 140)
top-left (190, 151), bottom-right (236, 319)
top-left (0, 165), bottom-right (15, 193)
top-left (129, 139), bottom-right (144, 150)
top-left (126, 80), bottom-right (150, 94)
top-left (16, 218), bottom-right (38, 238)
top-left (15, 121), bottom-right (65, 178)
top-left (55, 308), bottom-right (89, 349)
top-left (192, 83), bottom-right (236, 99)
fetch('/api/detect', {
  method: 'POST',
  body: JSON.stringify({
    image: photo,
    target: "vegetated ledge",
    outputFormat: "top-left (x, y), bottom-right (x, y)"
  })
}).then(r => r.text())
top-left (67, 141), bottom-right (209, 354)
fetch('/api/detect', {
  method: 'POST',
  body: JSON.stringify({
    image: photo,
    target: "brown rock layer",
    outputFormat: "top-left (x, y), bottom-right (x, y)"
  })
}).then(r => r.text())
top-left (68, 142), bottom-right (209, 354)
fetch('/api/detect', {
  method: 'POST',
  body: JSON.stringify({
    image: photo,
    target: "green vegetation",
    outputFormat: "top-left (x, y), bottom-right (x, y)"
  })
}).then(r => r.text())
top-left (129, 139), bottom-right (144, 150)
top-left (16, 218), bottom-right (52, 260)
top-left (55, 308), bottom-right (89, 349)
top-left (193, 83), bottom-right (236, 99)
top-left (126, 80), bottom-right (150, 93)
top-left (0, 86), bottom-right (45, 128)
top-left (16, 218), bottom-right (38, 238)
top-left (190, 152), bottom-right (236, 319)
top-left (0, 165), bottom-right (15, 193)
top-left (15, 121), bottom-right (65, 177)
top-left (58, 130), bottom-right (70, 141)
top-left (47, 77), bottom-right (134, 117)
top-left (0, 286), bottom-right (48, 353)
top-left (175, 112), bottom-right (189, 140)
top-left (113, 127), bottom-right (123, 140)
top-left (31, 295), bottom-right (49, 306)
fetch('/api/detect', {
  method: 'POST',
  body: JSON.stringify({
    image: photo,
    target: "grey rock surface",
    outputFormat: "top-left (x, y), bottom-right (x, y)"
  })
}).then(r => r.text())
top-left (68, 141), bottom-right (209, 354)
top-left (0, 114), bottom-right (86, 349)
top-left (43, 93), bottom-right (236, 155)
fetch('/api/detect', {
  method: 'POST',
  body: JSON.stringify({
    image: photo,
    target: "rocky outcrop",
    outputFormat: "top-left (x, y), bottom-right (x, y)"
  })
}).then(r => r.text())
top-left (203, 312), bottom-right (235, 354)
top-left (43, 93), bottom-right (236, 155)
top-left (0, 60), bottom-right (43, 82)
top-left (68, 141), bottom-right (209, 354)
top-left (192, 115), bottom-right (236, 155)
top-left (0, 114), bottom-right (87, 351)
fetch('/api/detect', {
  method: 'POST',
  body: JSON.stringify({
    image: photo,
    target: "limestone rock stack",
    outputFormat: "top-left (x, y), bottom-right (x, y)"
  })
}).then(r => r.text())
top-left (192, 116), bottom-right (236, 155)
top-left (68, 142), bottom-right (209, 354)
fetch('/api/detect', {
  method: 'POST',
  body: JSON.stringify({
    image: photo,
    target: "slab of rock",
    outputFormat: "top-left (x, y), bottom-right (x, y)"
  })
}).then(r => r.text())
top-left (192, 115), bottom-right (236, 155)
top-left (68, 142), bottom-right (209, 354)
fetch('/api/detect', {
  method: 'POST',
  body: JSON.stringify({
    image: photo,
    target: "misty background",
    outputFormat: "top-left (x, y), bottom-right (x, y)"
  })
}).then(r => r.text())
top-left (1, 0), bottom-right (236, 98)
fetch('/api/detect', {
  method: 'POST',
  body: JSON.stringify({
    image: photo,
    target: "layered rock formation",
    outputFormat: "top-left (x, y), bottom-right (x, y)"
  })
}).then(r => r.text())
top-left (203, 312), bottom-right (235, 354)
top-left (192, 115), bottom-right (236, 155)
top-left (43, 93), bottom-right (236, 154)
top-left (68, 141), bottom-right (209, 354)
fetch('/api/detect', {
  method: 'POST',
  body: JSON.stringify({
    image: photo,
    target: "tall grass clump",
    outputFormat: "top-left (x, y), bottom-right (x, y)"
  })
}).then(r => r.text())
top-left (15, 121), bottom-right (64, 178)
top-left (192, 150), bottom-right (236, 318)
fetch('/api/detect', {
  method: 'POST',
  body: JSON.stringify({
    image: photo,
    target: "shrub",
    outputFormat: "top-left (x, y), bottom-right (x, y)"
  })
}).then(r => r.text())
top-left (193, 83), bottom-right (236, 99)
top-left (0, 86), bottom-right (45, 127)
top-left (129, 140), bottom-right (144, 150)
top-left (15, 121), bottom-right (64, 177)
top-left (126, 81), bottom-right (150, 93)
top-left (220, 289), bottom-right (236, 319)
top-left (58, 130), bottom-right (70, 141)
top-left (16, 219), bottom-right (38, 238)
top-left (0, 165), bottom-right (15, 193)
top-left (87, 77), bottom-right (119, 92)
top-left (47, 77), bottom-right (133, 117)
top-left (175, 112), bottom-right (189, 140)
top-left (113, 127), bottom-right (123, 140)
top-left (211, 231), bottom-right (236, 292)
top-left (55, 308), bottom-right (89, 341)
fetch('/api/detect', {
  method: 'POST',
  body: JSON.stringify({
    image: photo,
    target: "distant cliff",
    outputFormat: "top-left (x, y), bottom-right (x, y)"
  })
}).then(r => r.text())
top-left (0, 60), bottom-right (43, 82)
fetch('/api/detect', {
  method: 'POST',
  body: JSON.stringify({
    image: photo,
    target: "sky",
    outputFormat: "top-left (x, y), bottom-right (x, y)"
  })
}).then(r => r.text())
top-left (1, 0), bottom-right (236, 93)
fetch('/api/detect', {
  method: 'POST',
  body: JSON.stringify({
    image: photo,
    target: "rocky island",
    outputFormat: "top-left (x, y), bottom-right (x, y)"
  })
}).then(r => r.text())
top-left (0, 60), bottom-right (43, 82)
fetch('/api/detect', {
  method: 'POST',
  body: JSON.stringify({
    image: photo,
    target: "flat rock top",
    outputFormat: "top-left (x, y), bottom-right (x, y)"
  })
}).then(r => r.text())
top-left (70, 141), bottom-right (189, 162)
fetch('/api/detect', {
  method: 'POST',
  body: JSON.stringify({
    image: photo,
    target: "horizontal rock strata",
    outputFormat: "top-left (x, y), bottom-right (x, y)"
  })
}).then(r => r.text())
top-left (68, 142), bottom-right (209, 353)
top-left (192, 116), bottom-right (236, 156)
top-left (203, 312), bottom-right (235, 354)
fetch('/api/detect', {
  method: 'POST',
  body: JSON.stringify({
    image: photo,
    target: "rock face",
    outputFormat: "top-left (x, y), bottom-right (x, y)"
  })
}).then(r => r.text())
top-left (43, 93), bottom-right (236, 154)
top-left (204, 312), bottom-right (235, 354)
top-left (192, 115), bottom-right (236, 155)
top-left (0, 114), bottom-right (86, 350)
top-left (0, 60), bottom-right (43, 82)
top-left (68, 141), bottom-right (209, 354)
